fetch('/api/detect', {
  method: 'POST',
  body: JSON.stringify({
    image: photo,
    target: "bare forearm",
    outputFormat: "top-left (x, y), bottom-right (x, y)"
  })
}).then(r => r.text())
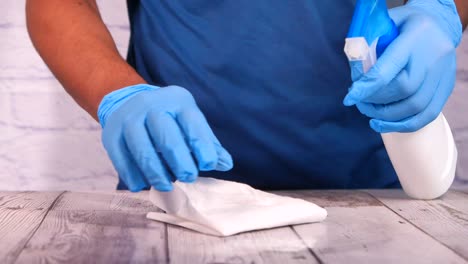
top-left (454, 0), bottom-right (468, 29)
top-left (26, 0), bottom-right (145, 120)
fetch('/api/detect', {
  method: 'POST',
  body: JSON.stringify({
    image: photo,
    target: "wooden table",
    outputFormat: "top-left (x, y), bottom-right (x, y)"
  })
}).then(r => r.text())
top-left (0, 190), bottom-right (467, 264)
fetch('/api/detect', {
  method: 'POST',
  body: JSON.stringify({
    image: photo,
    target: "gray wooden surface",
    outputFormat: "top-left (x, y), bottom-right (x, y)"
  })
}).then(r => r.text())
top-left (0, 190), bottom-right (467, 264)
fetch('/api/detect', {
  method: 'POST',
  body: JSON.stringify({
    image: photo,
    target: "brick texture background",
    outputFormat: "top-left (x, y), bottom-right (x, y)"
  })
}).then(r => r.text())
top-left (1, 0), bottom-right (467, 190)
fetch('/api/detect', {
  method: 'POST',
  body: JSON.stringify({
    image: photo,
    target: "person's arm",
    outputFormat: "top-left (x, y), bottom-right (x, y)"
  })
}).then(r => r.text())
top-left (454, 0), bottom-right (468, 29)
top-left (27, 0), bottom-right (233, 192)
top-left (26, 0), bottom-right (146, 120)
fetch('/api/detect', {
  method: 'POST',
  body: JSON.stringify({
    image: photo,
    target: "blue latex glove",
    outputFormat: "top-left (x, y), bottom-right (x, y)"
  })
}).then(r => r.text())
top-left (98, 84), bottom-right (233, 192)
top-left (344, 0), bottom-right (462, 133)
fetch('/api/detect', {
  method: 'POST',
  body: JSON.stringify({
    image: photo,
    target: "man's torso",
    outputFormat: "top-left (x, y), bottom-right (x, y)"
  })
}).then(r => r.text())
top-left (125, 0), bottom-right (399, 189)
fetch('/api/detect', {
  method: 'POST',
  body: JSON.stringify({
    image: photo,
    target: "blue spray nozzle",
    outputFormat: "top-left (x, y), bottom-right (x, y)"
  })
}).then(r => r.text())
top-left (347, 0), bottom-right (399, 57)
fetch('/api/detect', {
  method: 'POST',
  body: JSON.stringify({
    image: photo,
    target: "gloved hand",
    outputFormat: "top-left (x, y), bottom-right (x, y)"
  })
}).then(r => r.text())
top-left (343, 0), bottom-right (463, 133)
top-left (98, 84), bottom-right (233, 192)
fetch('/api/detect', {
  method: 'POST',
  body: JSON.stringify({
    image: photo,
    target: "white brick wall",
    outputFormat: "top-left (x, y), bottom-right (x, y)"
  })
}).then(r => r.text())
top-left (0, 0), bottom-right (127, 190)
top-left (0, 0), bottom-right (467, 190)
top-left (449, 32), bottom-right (468, 186)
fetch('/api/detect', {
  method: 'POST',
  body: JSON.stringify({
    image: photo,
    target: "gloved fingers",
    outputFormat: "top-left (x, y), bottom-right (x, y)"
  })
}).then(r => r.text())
top-left (344, 32), bottom-right (412, 106)
top-left (102, 130), bottom-right (149, 192)
top-left (214, 143), bottom-right (234, 171)
top-left (177, 109), bottom-right (219, 171)
top-left (200, 123), bottom-right (234, 171)
top-left (146, 110), bottom-right (198, 183)
top-left (349, 60), bottom-right (366, 82)
top-left (123, 120), bottom-right (173, 192)
top-left (192, 114), bottom-right (234, 171)
top-left (367, 50), bottom-right (455, 126)
top-left (369, 61), bottom-right (455, 133)
top-left (388, 6), bottom-right (407, 25)
top-left (370, 106), bottom-right (439, 134)
top-left (361, 65), bottom-right (424, 104)
top-left (356, 89), bottom-right (430, 123)
top-left (355, 70), bottom-right (437, 122)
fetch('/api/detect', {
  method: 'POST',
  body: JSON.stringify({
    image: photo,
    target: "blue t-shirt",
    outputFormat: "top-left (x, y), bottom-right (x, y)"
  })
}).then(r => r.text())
top-left (125, 0), bottom-right (399, 189)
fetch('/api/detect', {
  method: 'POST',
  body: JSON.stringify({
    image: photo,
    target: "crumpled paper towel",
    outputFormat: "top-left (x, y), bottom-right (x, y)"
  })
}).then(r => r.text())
top-left (146, 177), bottom-right (327, 236)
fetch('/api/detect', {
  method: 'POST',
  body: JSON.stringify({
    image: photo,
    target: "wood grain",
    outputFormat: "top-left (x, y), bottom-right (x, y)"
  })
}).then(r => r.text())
top-left (15, 191), bottom-right (167, 264)
top-left (167, 225), bottom-right (319, 264)
top-left (2, 190), bottom-right (468, 263)
top-left (290, 190), bottom-right (467, 264)
top-left (441, 190), bottom-right (468, 213)
top-left (15, 210), bottom-right (167, 264)
top-left (367, 189), bottom-right (468, 261)
top-left (52, 191), bottom-right (160, 212)
top-left (273, 190), bottom-right (381, 208)
top-left (0, 191), bottom-right (63, 210)
top-left (0, 191), bottom-right (63, 264)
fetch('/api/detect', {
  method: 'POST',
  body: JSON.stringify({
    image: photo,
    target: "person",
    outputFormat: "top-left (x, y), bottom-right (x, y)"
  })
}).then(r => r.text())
top-left (26, 0), bottom-right (467, 192)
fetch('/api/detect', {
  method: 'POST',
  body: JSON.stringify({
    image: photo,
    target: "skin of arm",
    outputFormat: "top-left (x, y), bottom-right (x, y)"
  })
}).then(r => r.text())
top-left (454, 0), bottom-right (468, 29)
top-left (26, 0), bottom-right (146, 120)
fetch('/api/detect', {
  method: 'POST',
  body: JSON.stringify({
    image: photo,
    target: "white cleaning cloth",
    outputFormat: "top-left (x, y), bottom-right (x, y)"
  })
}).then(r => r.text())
top-left (146, 177), bottom-right (327, 236)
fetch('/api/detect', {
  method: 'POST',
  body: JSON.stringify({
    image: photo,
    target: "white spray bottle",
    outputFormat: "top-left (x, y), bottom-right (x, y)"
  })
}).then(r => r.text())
top-left (344, 0), bottom-right (458, 199)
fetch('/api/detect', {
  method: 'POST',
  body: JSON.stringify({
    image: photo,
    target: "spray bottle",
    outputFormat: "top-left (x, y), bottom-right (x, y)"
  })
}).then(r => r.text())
top-left (344, 0), bottom-right (458, 199)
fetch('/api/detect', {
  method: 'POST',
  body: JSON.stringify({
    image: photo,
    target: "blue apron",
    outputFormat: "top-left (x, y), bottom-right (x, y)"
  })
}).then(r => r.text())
top-left (124, 0), bottom-right (399, 190)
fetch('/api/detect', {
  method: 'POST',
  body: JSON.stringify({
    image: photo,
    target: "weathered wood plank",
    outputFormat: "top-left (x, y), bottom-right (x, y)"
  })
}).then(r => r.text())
top-left (15, 210), bottom-right (167, 264)
top-left (290, 191), bottom-right (467, 264)
top-left (167, 225), bottom-right (319, 264)
top-left (441, 190), bottom-right (468, 213)
top-left (0, 191), bottom-right (63, 264)
top-left (15, 191), bottom-right (167, 264)
top-left (273, 190), bottom-right (381, 208)
top-left (367, 189), bottom-right (468, 261)
top-left (51, 191), bottom-right (159, 212)
top-left (0, 191), bottom-right (63, 209)
top-left (6, 190), bottom-right (467, 263)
